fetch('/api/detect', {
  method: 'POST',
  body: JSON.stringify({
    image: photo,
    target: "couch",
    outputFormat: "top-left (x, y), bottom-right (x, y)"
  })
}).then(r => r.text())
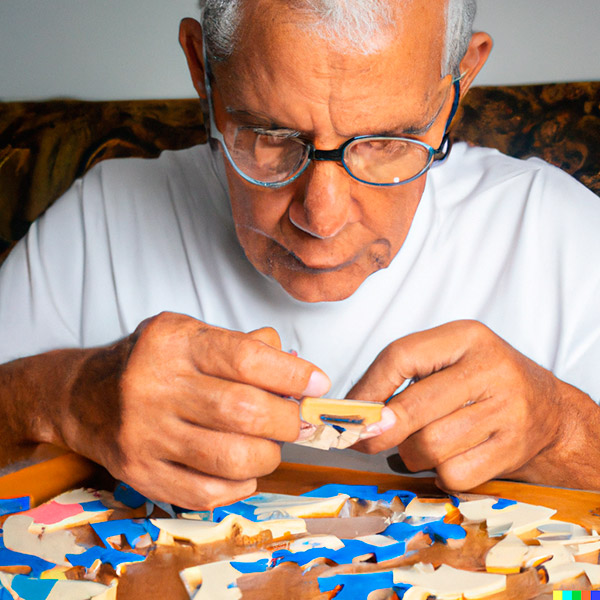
top-left (1, 81), bottom-right (599, 264)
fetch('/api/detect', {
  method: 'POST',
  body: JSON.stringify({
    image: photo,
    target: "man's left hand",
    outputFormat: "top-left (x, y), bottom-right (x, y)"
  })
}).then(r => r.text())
top-left (350, 320), bottom-right (600, 491)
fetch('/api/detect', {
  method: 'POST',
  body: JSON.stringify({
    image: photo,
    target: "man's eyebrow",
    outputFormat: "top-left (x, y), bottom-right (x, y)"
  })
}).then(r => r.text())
top-left (226, 98), bottom-right (446, 138)
top-left (376, 100), bottom-right (447, 137)
top-left (226, 108), bottom-right (295, 131)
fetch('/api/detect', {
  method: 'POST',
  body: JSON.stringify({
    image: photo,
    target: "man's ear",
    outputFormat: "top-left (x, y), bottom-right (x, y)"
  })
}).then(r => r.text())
top-left (179, 17), bottom-right (208, 99)
top-left (456, 32), bottom-right (493, 97)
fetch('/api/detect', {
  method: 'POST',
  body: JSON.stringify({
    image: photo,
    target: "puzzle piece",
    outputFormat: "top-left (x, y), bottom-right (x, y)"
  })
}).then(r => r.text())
top-left (393, 563), bottom-right (506, 599)
top-left (180, 552), bottom-right (270, 600)
top-left (458, 498), bottom-right (556, 536)
top-left (0, 572), bottom-right (115, 600)
top-left (151, 513), bottom-right (306, 546)
top-left (23, 489), bottom-right (112, 533)
top-left (2, 516), bottom-right (85, 566)
top-left (212, 492), bottom-right (350, 522)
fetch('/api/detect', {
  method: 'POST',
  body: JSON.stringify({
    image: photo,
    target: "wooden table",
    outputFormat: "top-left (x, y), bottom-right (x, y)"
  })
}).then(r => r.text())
top-left (2, 446), bottom-right (600, 599)
top-left (3, 445), bottom-right (600, 532)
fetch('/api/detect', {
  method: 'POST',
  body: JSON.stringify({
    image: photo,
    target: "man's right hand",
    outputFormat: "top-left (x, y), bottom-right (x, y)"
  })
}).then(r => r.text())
top-left (1, 312), bottom-right (330, 509)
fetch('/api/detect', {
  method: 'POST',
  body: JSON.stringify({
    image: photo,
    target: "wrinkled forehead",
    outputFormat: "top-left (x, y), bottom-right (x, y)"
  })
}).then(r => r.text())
top-left (221, 0), bottom-right (448, 71)
top-left (210, 0), bottom-right (450, 135)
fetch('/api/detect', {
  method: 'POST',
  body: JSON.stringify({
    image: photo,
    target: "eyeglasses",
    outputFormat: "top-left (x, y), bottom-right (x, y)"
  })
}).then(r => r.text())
top-left (204, 50), bottom-right (460, 189)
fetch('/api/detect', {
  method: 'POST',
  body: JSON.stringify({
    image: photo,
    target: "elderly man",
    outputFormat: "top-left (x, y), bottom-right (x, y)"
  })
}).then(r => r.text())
top-left (1, 0), bottom-right (599, 509)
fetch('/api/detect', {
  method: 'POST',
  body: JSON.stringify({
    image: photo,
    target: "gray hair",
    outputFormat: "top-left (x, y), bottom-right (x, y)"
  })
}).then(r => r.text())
top-left (198, 0), bottom-right (477, 76)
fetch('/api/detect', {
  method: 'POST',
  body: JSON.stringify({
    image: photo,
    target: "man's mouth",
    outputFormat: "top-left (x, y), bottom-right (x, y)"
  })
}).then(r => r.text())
top-left (269, 237), bottom-right (391, 274)
top-left (280, 247), bottom-right (358, 273)
top-left (258, 233), bottom-right (361, 273)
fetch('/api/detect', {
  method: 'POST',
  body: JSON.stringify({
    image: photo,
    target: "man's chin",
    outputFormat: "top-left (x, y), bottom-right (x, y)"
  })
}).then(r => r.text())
top-left (270, 268), bottom-right (372, 303)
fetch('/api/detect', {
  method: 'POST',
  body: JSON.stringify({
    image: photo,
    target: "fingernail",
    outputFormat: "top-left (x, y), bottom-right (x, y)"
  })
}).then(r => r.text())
top-left (362, 407), bottom-right (397, 437)
top-left (295, 422), bottom-right (318, 442)
top-left (302, 371), bottom-right (331, 397)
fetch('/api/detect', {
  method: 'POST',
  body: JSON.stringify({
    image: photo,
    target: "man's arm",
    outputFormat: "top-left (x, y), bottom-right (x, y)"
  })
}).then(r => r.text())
top-left (0, 311), bottom-right (331, 508)
top-left (351, 320), bottom-right (600, 491)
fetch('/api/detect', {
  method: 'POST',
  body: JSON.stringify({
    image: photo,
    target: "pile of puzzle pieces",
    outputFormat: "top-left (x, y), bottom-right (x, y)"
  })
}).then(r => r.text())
top-left (1, 483), bottom-right (600, 599)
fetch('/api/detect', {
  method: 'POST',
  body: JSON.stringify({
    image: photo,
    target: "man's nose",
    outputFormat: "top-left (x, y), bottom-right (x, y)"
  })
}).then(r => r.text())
top-left (288, 160), bottom-right (359, 239)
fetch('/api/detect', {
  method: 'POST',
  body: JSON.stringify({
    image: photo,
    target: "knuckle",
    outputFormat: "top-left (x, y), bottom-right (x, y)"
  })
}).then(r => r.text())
top-left (197, 479), bottom-right (259, 511)
top-left (235, 389), bottom-right (271, 435)
top-left (250, 327), bottom-right (282, 349)
top-left (398, 448), bottom-right (422, 472)
top-left (415, 430), bottom-right (444, 464)
top-left (231, 338), bottom-right (262, 379)
top-left (255, 444), bottom-right (282, 477)
top-left (195, 479), bottom-right (227, 510)
top-left (436, 461), bottom-right (475, 492)
top-left (141, 311), bottom-right (178, 334)
top-left (461, 319), bottom-right (491, 344)
top-left (384, 339), bottom-right (410, 367)
top-left (355, 438), bottom-right (382, 454)
top-left (399, 457), bottom-right (420, 472)
top-left (219, 443), bottom-right (253, 480)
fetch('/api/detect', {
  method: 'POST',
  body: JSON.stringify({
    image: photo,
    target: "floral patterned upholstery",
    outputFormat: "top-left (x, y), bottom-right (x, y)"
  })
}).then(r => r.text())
top-left (0, 81), bottom-right (599, 262)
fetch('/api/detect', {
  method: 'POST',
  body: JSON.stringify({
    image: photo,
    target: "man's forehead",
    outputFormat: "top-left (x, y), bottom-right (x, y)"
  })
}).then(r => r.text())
top-left (233, 0), bottom-right (449, 52)
top-left (211, 0), bottom-right (449, 137)
top-left (217, 0), bottom-right (448, 83)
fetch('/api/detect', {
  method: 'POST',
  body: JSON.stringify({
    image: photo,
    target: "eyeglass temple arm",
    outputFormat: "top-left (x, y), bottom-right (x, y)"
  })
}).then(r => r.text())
top-left (433, 77), bottom-right (462, 162)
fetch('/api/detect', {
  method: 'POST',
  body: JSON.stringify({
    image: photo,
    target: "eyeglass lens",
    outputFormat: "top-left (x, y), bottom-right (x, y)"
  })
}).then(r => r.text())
top-left (344, 138), bottom-right (433, 184)
top-left (226, 125), bottom-right (435, 186)
top-left (229, 127), bottom-right (310, 184)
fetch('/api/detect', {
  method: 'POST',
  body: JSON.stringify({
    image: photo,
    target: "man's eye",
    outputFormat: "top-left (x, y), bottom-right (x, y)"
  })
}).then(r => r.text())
top-left (257, 134), bottom-right (295, 148)
top-left (251, 128), bottom-right (300, 140)
top-left (360, 139), bottom-right (411, 154)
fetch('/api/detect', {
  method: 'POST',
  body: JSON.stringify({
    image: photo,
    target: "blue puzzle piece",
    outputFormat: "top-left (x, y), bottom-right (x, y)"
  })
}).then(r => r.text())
top-left (91, 519), bottom-right (160, 549)
top-left (384, 519), bottom-right (466, 544)
top-left (78, 500), bottom-right (109, 513)
top-left (274, 537), bottom-right (407, 567)
top-left (0, 587), bottom-right (13, 600)
top-left (0, 496), bottom-right (30, 517)
top-left (318, 571), bottom-right (397, 600)
top-left (301, 484), bottom-right (416, 506)
top-left (229, 558), bottom-right (270, 574)
top-left (9, 575), bottom-right (55, 600)
top-left (212, 501), bottom-right (259, 522)
top-left (492, 498), bottom-right (518, 510)
top-left (66, 545), bottom-right (145, 572)
top-left (0, 545), bottom-right (55, 578)
top-left (114, 483), bottom-right (147, 509)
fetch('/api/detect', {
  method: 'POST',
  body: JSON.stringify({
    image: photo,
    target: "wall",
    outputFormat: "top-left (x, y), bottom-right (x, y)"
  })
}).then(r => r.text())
top-left (0, 0), bottom-right (599, 101)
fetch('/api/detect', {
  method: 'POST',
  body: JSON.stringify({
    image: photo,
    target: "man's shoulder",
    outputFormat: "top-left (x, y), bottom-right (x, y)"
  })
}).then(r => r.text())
top-left (81, 143), bottom-right (216, 195)
top-left (56, 142), bottom-right (232, 227)
top-left (434, 142), bottom-right (599, 216)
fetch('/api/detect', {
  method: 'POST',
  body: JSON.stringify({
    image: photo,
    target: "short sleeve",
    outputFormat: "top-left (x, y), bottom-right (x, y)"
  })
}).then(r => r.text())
top-left (0, 180), bottom-right (87, 363)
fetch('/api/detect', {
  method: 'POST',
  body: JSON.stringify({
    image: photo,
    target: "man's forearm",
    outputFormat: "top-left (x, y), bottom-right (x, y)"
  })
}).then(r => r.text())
top-left (0, 342), bottom-right (131, 464)
top-left (514, 380), bottom-right (600, 490)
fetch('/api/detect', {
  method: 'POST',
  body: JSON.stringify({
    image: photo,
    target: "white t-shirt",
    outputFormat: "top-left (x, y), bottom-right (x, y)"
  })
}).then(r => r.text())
top-left (1, 142), bottom-right (599, 472)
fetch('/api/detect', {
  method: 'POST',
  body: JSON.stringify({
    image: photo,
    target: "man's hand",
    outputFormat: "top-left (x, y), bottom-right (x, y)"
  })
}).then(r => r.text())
top-left (1, 312), bottom-right (330, 509)
top-left (350, 320), bottom-right (600, 491)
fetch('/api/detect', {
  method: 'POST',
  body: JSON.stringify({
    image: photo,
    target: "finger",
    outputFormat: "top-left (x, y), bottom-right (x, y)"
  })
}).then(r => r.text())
top-left (398, 400), bottom-right (498, 472)
top-left (171, 373), bottom-right (302, 442)
top-left (347, 320), bottom-right (487, 403)
top-left (434, 433), bottom-right (520, 492)
top-left (191, 326), bottom-right (330, 398)
top-left (156, 420), bottom-right (283, 482)
top-left (121, 458), bottom-right (258, 510)
top-left (354, 360), bottom-right (487, 454)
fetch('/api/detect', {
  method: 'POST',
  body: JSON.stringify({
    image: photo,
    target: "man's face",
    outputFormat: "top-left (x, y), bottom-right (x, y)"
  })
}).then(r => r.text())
top-left (210, 0), bottom-right (452, 303)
